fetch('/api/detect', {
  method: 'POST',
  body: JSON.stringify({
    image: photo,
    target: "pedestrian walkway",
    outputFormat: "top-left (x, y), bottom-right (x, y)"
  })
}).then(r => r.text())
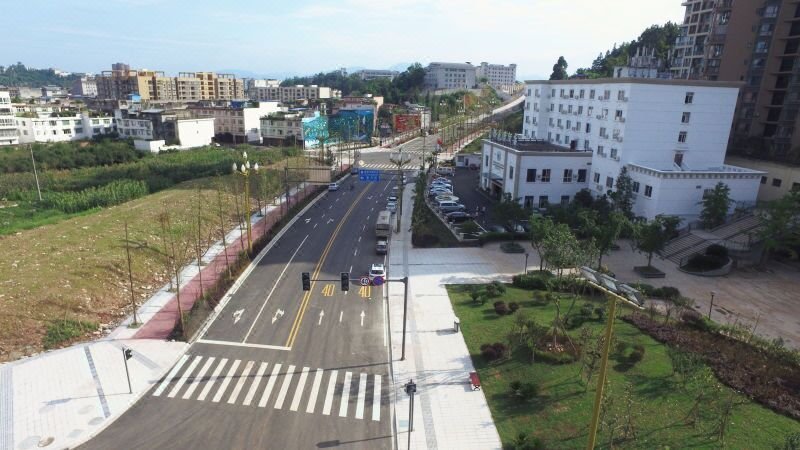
top-left (149, 354), bottom-right (386, 422)
top-left (386, 186), bottom-right (526, 450)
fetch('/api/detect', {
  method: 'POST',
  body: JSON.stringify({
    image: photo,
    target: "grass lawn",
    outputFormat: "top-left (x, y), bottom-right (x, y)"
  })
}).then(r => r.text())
top-left (447, 285), bottom-right (800, 449)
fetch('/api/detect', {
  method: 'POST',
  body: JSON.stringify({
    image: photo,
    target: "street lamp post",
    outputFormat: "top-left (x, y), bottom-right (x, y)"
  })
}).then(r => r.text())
top-left (233, 155), bottom-right (257, 255)
top-left (708, 291), bottom-right (716, 319)
top-left (524, 253), bottom-right (529, 275)
top-left (405, 378), bottom-right (417, 449)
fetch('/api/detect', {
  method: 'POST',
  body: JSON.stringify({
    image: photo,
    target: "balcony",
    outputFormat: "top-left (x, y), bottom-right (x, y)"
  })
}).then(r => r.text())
top-left (596, 114), bottom-right (607, 120)
top-left (613, 135), bottom-right (624, 143)
top-left (614, 116), bottom-right (626, 123)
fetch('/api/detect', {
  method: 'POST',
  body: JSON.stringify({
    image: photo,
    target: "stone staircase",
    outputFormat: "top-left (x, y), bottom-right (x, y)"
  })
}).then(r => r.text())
top-left (661, 214), bottom-right (763, 264)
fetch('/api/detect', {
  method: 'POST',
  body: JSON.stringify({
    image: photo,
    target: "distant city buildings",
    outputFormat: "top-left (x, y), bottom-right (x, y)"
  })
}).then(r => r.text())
top-left (424, 62), bottom-right (477, 91)
top-left (114, 107), bottom-right (215, 152)
top-left (246, 85), bottom-right (340, 103)
top-left (15, 110), bottom-right (114, 144)
top-left (354, 69), bottom-right (399, 81)
top-left (71, 77), bottom-right (98, 97)
top-left (476, 62), bottom-right (517, 92)
top-left (0, 90), bottom-right (19, 145)
top-left (260, 111), bottom-right (305, 146)
top-left (94, 64), bottom-right (244, 101)
top-left (189, 100), bottom-right (282, 143)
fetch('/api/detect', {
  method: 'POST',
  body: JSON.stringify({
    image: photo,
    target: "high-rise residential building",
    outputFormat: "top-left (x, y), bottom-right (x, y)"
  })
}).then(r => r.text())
top-left (95, 65), bottom-right (243, 101)
top-left (71, 77), bottom-right (98, 97)
top-left (0, 89), bottom-right (19, 145)
top-left (247, 85), bottom-right (339, 102)
top-left (424, 62), bottom-right (477, 90)
top-left (670, 0), bottom-right (800, 162)
top-left (513, 78), bottom-right (762, 221)
top-left (476, 62), bottom-right (517, 92)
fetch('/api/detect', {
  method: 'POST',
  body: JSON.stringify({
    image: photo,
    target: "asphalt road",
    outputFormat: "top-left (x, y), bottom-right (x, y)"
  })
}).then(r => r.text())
top-left (358, 134), bottom-right (435, 171)
top-left (81, 174), bottom-right (400, 450)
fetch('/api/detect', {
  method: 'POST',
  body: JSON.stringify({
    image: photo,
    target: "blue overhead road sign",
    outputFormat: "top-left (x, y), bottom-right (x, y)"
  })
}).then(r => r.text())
top-left (359, 169), bottom-right (381, 182)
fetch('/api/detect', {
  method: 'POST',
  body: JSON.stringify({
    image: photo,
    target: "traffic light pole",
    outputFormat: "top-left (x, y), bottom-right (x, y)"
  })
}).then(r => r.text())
top-left (122, 347), bottom-right (133, 394)
top-left (384, 276), bottom-right (409, 360)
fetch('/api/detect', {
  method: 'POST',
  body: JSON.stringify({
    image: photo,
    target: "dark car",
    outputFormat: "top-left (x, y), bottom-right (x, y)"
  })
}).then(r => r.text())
top-left (488, 224), bottom-right (507, 233)
top-left (446, 211), bottom-right (474, 223)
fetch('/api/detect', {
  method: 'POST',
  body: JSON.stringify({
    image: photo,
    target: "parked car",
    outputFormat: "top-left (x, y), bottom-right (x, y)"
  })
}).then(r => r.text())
top-left (505, 223), bottom-right (526, 233)
top-left (428, 188), bottom-right (453, 197)
top-left (369, 263), bottom-right (386, 283)
top-left (436, 167), bottom-right (455, 176)
top-left (488, 224), bottom-right (507, 233)
top-left (387, 196), bottom-right (398, 203)
top-left (434, 195), bottom-right (459, 203)
top-left (387, 201), bottom-right (397, 213)
top-left (439, 203), bottom-right (466, 214)
top-left (375, 239), bottom-right (388, 255)
top-left (468, 163), bottom-right (479, 170)
top-left (328, 183), bottom-right (339, 191)
top-left (446, 211), bottom-right (474, 223)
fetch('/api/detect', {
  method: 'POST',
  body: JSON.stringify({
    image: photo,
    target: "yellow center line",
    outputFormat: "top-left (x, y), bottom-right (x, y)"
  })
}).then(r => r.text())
top-left (285, 184), bottom-right (372, 347)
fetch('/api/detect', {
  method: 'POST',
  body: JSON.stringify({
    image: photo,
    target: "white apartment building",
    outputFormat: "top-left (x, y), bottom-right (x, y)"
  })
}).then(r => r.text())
top-left (424, 62), bottom-right (477, 90)
top-left (516, 78), bottom-right (763, 221)
top-left (247, 85), bottom-right (339, 103)
top-left (16, 112), bottom-right (114, 143)
top-left (354, 69), bottom-right (399, 81)
top-left (481, 132), bottom-right (592, 209)
top-left (190, 101), bottom-right (282, 143)
top-left (476, 62), bottom-right (517, 92)
top-left (260, 112), bottom-right (304, 145)
top-left (0, 90), bottom-right (18, 145)
top-left (71, 77), bottom-right (98, 97)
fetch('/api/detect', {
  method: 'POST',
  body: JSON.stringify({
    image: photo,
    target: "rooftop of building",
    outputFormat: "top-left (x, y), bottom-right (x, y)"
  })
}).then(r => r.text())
top-left (523, 77), bottom-right (742, 88)
top-left (428, 62), bottom-right (475, 69)
top-left (484, 132), bottom-right (592, 155)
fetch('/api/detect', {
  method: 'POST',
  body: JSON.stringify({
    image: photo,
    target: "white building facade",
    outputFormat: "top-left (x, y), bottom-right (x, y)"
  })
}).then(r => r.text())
top-left (247, 85), bottom-right (339, 103)
top-left (424, 62), bottom-right (477, 90)
top-left (476, 62), bottom-right (517, 92)
top-left (260, 112), bottom-right (304, 145)
top-left (518, 78), bottom-right (763, 221)
top-left (16, 112), bottom-right (114, 143)
top-left (191, 101), bottom-right (282, 143)
top-left (0, 90), bottom-right (18, 145)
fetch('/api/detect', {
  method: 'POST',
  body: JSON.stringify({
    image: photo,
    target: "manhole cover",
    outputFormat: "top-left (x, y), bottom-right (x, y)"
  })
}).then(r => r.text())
top-left (37, 436), bottom-right (54, 447)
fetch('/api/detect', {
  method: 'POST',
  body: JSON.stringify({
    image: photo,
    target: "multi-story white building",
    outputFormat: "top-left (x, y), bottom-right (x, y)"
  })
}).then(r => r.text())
top-left (0, 90), bottom-right (18, 145)
top-left (424, 62), bottom-right (477, 90)
top-left (16, 112), bottom-right (114, 143)
top-left (476, 62), bottom-right (517, 92)
top-left (115, 108), bottom-right (215, 151)
top-left (511, 78), bottom-right (763, 221)
top-left (247, 85), bottom-right (339, 103)
top-left (71, 77), bottom-right (98, 97)
top-left (481, 132), bottom-right (592, 209)
top-left (260, 112), bottom-right (304, 145)
top-left (354, 69), bottom-right (399, 81)
top-left (190, 101), bottom-right (282, 143)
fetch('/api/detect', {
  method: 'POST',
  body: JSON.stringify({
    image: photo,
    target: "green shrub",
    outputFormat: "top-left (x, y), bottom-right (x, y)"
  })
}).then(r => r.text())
top-left (534, 349), bottom-right (576, 364)
top-left (510, 381), bottom-right (539, 401)
top-left (500, 242), bottom-right (525, 253)
top-left (684, 253), bottom-right (727, 271)
top-left (492, 281), bottom-right (507, 294)
top-left (655, 286), bottom-right (681, 300)
top-left (494, 301), bottom-right (509, 315)
top-left (478, 231), bottom-right (528, 244)
top-left (705, 244), bottom-right (729, 258)
top-left (42, 179), bottom-right (148, 213)
top-left (631, 283), bottom-right (656, 296)
top-left (509, 302), bottom-right (520, 313)
top-left (512, 273), bottom-right (550, 290)
top-left (628, 344), bottom-right (646, 363)
top-left (510, 432), bottom-right (546, 450)
top-left (594, 306), bottom-right (606, 321)
top-left (43, 319), bottom-right (98, 349)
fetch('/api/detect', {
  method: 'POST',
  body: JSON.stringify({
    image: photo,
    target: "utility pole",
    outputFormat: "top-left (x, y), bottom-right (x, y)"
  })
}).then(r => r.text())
top-left (29, 144), bottom-right (43, 201)
top-left (405, 378), bottom-right (417, 449)
top-left (124, 220), bottom-right (139, 326)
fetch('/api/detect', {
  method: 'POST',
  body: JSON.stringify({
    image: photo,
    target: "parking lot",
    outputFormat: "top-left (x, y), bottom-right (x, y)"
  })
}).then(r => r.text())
top-left (447, 166), bottom-right (496, 229)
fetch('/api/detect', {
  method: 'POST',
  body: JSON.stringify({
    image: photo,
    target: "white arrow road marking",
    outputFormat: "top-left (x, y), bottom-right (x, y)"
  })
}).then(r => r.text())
top-left (339, 311), bottom-right (343, 323)
top-left (314, 223), bottom-right (318, 229)
top-left (233, 309), bottom-right (244, 324)
top-left (305, 218), bottom-right (311, 223)
top-left (271, 309), bottom-right (285, 324)
top-left (318, 310), bottom-right (325, 325)
top-left (327, 218), bottom-right (334, 224)
top-left (360, 310), bottom-right (365, 327)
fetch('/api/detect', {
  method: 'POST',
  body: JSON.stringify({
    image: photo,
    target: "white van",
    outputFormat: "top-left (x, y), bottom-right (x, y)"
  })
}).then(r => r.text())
top-left (436, 200), bottom-right (460, 210)
top-left (436, 167), bottom-right (455, 176)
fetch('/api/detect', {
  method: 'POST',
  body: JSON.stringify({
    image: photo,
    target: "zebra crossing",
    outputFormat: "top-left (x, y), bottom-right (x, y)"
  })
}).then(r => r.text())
top-left (357, 162), bottom-right (418, 170)
top-left (152, 355), bottom-right (384, 422)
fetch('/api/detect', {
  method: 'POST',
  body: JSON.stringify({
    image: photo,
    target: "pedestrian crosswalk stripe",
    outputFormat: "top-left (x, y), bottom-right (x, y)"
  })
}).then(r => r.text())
top-left (183, 357), bottom-right (215, 400)
top-left (168, 355), bottom-right (202, 398)
top-left (355, 373), bottom-right (367, 419)
top-left (227, 360), bottom-right (254, 404)
top-left (243, 362), bottom-right (268, 406)
top-left (274, 364), bottom-right (295, 409)
top-left (306, 368), bottom-right (324, 414)
top-left (339, 371), bottom-right (352, 417)
top-left (197, 358), bottom-right (227, 401)
top-left (212, 359), bottom-right (240, 403)
top-left (322, 370), bottom-right (338, 416)
top-left (153, 354), bottom-right (189, 397)
top-left (259, 363), bottom-right (281, 408)
top-left (372, 375), bottom-right (381, 421)
top-left (290, 367), bottom-right (310, 412)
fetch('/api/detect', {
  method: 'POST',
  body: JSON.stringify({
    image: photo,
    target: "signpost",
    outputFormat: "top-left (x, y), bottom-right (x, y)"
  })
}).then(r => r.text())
top-left (372, 276), bottom-right (384, 286)
top-left (360, 276), bottom-right (370, 286)
top-left (359, 169), bottom-right (381, 182)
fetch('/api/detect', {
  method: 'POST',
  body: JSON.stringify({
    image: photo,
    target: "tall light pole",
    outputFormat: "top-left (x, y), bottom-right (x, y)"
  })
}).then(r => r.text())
top-left (29, 144), bottom-right (43, 201)
top-left (233, 155), bottom-right (257, 254)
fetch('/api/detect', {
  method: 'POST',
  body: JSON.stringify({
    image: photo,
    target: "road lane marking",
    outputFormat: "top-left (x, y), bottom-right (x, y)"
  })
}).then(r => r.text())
top-left (322, 370), bottom-right (338, 415)
top-left (358, 236), bottom-right (361, 242)
top-left (314, 223), bottom-right (318, 229)
top-left (349, 265), bottom-right (353, 273)
top-left (321, 284), bottom-right (334, 297)
top-left (359, 286), bottom-right (371, 298)
top-left (197, 358), bottom-right (228, 401)
top-left (227, 360), bottom-right (254, 404)
top-left (258, 363), bottom-right (282, 407)
top-left (167, 356), bottom-right (202, 398)
top-left (197, 339), bottom-right (290, 352)
top-left (289, 367), bottom-right (310, 411)
top-left (286, 187), bottom-right (371, 347)
top-left (212, 359), bottom-right (241, 403)
top-left (339, 371), bottom-right (352, 417)
top-left (274, 364), bottom-right (296, 409)
top-left (243, 362), bottom-right (268, 406)
top-left (183, 356), bottom-right (215, 399)
top-left (360, 310), bottom-right (365, 326)
top-left (372, 375), bottom-right (382, 421)
top-left (318, 310), bottom-right (325, 325)
top-left (243, 234), bottom-right (309, 343)
top-left (355, 373), bottom-right (367, 419)
top-left (353, 248), bottom-right (358, 256)
top-left (305, 369), bottom-right (324, 413)
top-left (339, 311), bottom-right (343, 323)
top-left (152, 354), bottom-right (189, 397)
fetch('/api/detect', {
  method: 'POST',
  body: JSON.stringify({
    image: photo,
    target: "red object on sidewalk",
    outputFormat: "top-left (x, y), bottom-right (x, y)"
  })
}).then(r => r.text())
top-left (133, 185), bottom-right (316, 340)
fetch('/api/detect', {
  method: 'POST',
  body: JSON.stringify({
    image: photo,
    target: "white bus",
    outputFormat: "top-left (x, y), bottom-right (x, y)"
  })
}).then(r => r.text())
top-left (375, 210), bottom-right (391, 238)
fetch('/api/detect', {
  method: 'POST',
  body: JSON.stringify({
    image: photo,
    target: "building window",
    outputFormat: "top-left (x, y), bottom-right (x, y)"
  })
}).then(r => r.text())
top-left (772, 178), bottom-right (782, 187)
top-left (584, 140), bottom-right (590, 150)
top-left (685, 92), bottom-right (694, 104)
top-left (524, 196), bottom-right (534, 209)
top-left (791, 182), bottom-right (800, 191)
top-left (606, 176), bottom-right (614, 188)
top-left (561, 195), bottom-right (570, 206)
top-left (563, 169), bottom-right (573, 182)
top-left (509, 166), bottom-right (514, 180)
top-left (590, 89), bottom-right (595, 99)
top-left (674, 152), bottom-right (684, 166)
top-left (485, 155), bottom-right (489, 166)
top-left (610, 148), bottom-right (618, 159)
top-left (597, 145), bottom-right (605, 156)
top-left (682, 112), bottom-right (691, 123)
top-left (678, 131), bottom-right (688, 143)
top-left (526, 169), bottom-right (536, 182)
top-left (539, 196), bottom-right (549, 208)
top-left (579, 89), bottom-right (585, 99)
top-left (760, 176), bottom-right (767, 184)
top-left (541, 169), bottom-right (551, 182)
top-left (632, 181), bottom-right (640, 193)
top-left (578, 169), bottom-right (587, 182)
top-left (593, 172), bottom-right (600, 183)
top-left (617, 90), bottom-right (626, 100)
top-left (644, 185), bottom-right (653, 197)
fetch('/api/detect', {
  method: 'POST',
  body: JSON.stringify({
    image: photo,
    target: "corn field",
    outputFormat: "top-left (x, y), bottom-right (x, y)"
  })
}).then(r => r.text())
top-left (42, 179), bottom-right (149, 213)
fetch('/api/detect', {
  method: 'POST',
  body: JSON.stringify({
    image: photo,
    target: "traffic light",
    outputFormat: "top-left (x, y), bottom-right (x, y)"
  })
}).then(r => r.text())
top-left (302, 272), bottom-right (311, 291)
top-left (340, 272), bottom-right (350, 291)
top-left (123, 347), bottom-right (133, 360)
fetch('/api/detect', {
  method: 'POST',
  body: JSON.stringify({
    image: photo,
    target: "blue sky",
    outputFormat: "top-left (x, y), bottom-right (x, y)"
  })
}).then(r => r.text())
top-left (3, 0), bottom-right (684, 79)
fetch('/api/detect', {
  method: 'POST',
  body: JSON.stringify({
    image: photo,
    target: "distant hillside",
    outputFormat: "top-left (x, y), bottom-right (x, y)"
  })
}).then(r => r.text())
top-left (574, 23), bottom-right (680, 78)
top-left (0, 62), bottom-right (81, 88)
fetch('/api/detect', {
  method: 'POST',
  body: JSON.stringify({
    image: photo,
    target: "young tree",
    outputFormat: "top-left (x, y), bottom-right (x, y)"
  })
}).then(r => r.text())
top-left (493, 193), bottom-right (528, 232)
top-left (609, 166), bottom-right (635, 219)
top-left (530, 216), bottom-right (554, 270)
top-left (699, 181), bottom-right (732, 229)
top-left (633, 216), bottom-right (680, 268)
top-left (758, 190), bottom-right (800, 264)
top-left (549, 56), bottom-right (569, 80)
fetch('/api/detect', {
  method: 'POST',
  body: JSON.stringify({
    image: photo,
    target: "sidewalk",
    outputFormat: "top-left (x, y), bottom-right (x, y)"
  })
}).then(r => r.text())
top-left (387, 187), bottom-right (527, 450)
top-left (0, 182), bottom-right (325, 450)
